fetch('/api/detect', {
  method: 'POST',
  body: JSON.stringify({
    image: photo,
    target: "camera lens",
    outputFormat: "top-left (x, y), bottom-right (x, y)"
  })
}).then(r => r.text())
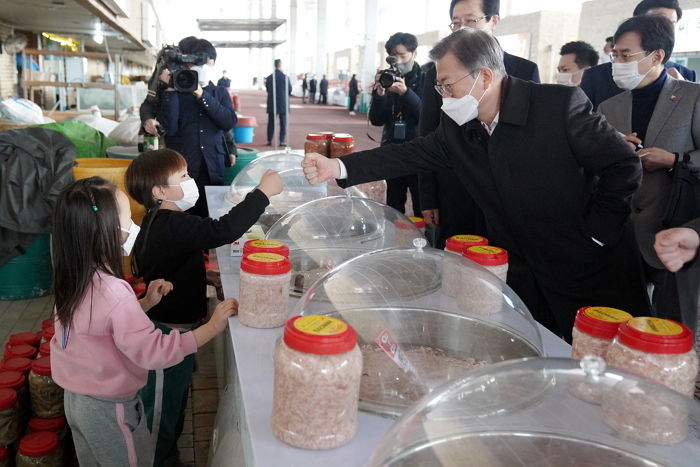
top-left (379, 71), bottom-right (396, 89)
top-left (173, 70), bottom-right (197, 92)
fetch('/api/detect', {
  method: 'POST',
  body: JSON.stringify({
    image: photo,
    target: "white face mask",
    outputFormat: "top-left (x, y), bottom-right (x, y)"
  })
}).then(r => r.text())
top-left (612, 53), bottom-right (654, 90)
top-left (555, 71), bottom-right (583, 86)
top-left (167, 178), bottom-right (200, 211)
top-left (441, 70), bottom-right (485, 126)
top-left (120, 221), bottom-right (140, 256)
top-left (191, 65), bottom-right (211, 86)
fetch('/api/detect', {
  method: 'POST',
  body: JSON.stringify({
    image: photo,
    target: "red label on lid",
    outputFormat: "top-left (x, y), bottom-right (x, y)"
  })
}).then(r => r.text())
top-left (0, 388), bottom-right (17, 410)
top-left (616, 317), bottom-right (693, 354)
top-left (19, 432), bottom-right (59, 457)
top-left (283, 315), bottom-right (357, 355)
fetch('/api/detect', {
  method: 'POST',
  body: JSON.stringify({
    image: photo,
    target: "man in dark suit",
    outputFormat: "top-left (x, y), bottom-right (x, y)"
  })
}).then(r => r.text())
top-left (419, 0), bottom-right (541, 248)
top-left (319, 75), bottom-right (329, 104)
top-left (217, 70), bottom-right (231, 89)
top-left (309, 75), bottom-right (317, 103)
top-left (580, 0), bottom-right (696, 110)
top-left (303, 29), bottom-right (649, 340)
top-left (265, 59), bottom-right (293, 146)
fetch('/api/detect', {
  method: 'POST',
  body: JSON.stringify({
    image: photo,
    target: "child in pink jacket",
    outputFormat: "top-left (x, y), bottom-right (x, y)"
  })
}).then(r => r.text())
top-left (49, 177), bottom-right (236, 467)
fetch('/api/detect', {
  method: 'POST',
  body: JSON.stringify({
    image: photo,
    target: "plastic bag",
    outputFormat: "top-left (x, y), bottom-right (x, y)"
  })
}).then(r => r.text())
top-left (0, 98), bottom-right (45, 124)
top-left (73, 106), bottom-right (119, 135)
top-left (33, 121), bottom-right (115, 158)
top-left (108, 111), bottom-right (141, 146)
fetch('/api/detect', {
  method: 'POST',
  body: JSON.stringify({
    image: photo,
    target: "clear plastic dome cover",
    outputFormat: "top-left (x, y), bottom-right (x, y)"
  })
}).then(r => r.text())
top-left (265, 196), bottom-right (422, 250)
top-left (368, 357), bottom-right (700, 466)
top-left (293, 242), bottom-right (543, 417)
top-left (226, 152), bottom-right (364, 231)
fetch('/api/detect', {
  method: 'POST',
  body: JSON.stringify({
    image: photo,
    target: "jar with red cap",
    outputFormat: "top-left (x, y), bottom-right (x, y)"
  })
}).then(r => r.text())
top-left (304, 133), bottom-right (329, 157)
top-left (42, 326), bottom-right (55, 344)
top-left (16, 432), bottom-right (61, 467)
top-left (38, 342), bottom-right (50, 358)
top-left (242, 239), bottom-right (289, 258)
top-left (0, 388), bottom-right (19, 446)
top-left (457, 245), bottom-right (509, 314)
top-left (8, 333), bottom-right (41, 349)
top-left (605, 317), bottom-right (698, 397)
top-left (272, 315), bottom-right (362, 449)
top-left (238, 253), bottom-right (291, 328)
top-left (28, 357), bottom-right (63, 418)
top-left (330, 133), bottom-right (355, 158)
top-left (407, 216), bottom-right (425, 236)
top-left (0, 371), bottom-right (27, 420)
top-left (442, 235), bottom-right (489, 298)
top-left (28, 416), bottom-right (68, 460)
top-left (4, 344), bottom-right (38, 361)
top-left (0, 357), bottom-right (32, 376)
top-left (571, 306), bottom-right (632, 360)
top-left (0, 446), bottom-right (8, 467)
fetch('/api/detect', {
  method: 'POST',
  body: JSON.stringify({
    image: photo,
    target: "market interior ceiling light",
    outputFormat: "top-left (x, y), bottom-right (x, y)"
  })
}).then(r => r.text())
top-left (41, 32), bottom-right (79, 51)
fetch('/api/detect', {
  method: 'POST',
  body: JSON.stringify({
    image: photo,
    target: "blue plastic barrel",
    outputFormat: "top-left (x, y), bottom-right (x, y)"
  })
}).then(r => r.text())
top-left (0, 235), bottom-right (52, 300)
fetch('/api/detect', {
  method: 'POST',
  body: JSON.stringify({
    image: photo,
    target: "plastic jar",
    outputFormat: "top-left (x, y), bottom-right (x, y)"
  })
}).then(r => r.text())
top-left (28, 357), bottom-right (63, 418)
top-left (0, 388), bottom-right (19, 446)
top-left (16, 432), bottom-right (61, 467)
top-left (330, 134), bottom-right (355, 158)
top-left (605, 317), bottom-right (698, 397)
top-left (457, 246), bottom-right (509, 314)
top-left (319, 131), bottom-right (335, 155)
top-left (393, 219), bottom-right (420, 247)
top-left (0, 357), bottom-right (33, 376)
top-left (238, 253), bottom-right (291, 329)
top-left (242, 239), bottom-right (289, 258)
top-left (28, 416), bottom-right (67, 460)
top-left (42, 326), bottom-right (55, 344)
top-left (571, 306), bottom-right (632, 360)
top-left (4, 344), bottom-right (37, 361)
top-left (38, 342), bottom-right (50, 358)
top-left (442, 235), bottom-right (488, 298)
top-left (0, 446), bottom-right (8, 467)
top-left (8, 333), bottom-right (41, 348)
top-left (304, 133), bottom-right (329, 157)
top-left (408, 217), bottom-right (425, 235)
top-left (272, 315), bottom-right (362, 450)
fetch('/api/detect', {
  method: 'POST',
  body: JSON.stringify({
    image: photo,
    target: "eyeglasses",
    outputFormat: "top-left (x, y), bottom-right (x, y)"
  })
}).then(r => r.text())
top-left (609, 50), bottom-right (649, 63)
top-left (449, 16), bottom-right (488, 32)
top-left (434, 73), bottom-right (473, 96)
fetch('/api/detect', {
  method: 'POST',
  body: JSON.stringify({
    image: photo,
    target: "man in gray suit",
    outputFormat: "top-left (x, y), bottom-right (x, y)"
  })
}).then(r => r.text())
top-left (599, 14), bottom-right (700, 328)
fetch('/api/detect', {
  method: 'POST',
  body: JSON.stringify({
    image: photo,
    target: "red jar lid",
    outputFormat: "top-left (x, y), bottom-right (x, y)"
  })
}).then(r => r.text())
top-left (319, 131), bottom-right (334, 140)
top-left (0, 445), bottom-right (7, 460)
top-left (408, 216), bottom-right (426, 228)
top-left (463, 245), bottom-right (508, 266)
top-left (616, 317), bottom-right (693, 354)
top-left (283, 315), bottom-right (357, 355)
top-left (39, 341), bottom-right (51, 357)
top-left (0, 357), bottom-right (33, 374)
top-left (5, 344), bottom-right (38, 360)
top-left (43, 326), bottom-right (55, 341)
top-left (445, 235), bottom-right (489, 253)
top-left (0, 388), bottom-right (17, 410)
top-left (0, 371), bottom-right (25, 390)
top-left (42, 319), bottom-right (54, 330)
top-left (31, 357), bottom-right (52, 377)
top-left (305, 133), bottom-right (326, 141)
top-left (9, 332), bottom-right (41, 347)
top-left (574, 306), bottom-right (633, 340)
top-left (241, 253), bottom-right (291, 275)
top-left (29, 415), bottom-right (67, 433)
top-left (243, 239), bottom-right (290, 258)
top-left (394, 219), bottom-right (415, 230)
top-left (19, 432), bottom-right (59, 457)
top-left (332, 133), bottom-right (354, 142)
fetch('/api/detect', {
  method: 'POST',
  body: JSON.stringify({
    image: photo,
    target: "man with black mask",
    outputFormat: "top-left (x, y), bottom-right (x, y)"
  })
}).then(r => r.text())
top-left (369, 32), bottom-right (424, 216)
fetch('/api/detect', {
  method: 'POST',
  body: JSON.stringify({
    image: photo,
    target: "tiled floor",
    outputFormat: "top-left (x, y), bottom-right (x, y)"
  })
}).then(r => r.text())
top-left (0, 294), bottom-right (220, 467)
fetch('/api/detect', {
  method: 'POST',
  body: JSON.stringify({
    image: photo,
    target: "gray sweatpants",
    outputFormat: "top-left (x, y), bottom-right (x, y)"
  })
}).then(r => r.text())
top-left (64, 390), bottom-right (153, 467)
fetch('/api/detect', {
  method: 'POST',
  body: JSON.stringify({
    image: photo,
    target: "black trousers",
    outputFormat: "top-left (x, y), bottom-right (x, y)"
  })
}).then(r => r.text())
top-left (267, 113), bottom-right (288, 145)
top-left (349, 95), bottom-right (357, 111)
top-left (644, 260), bottom-right (700, 335)
top-left (320, 92), bottom-right (327, 104)
top-left (386, 174), bottom-right (421, 216)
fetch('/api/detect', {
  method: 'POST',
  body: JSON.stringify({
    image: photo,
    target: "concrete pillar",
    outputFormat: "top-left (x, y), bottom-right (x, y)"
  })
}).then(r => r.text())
top-left (360, 0), bottom-right (379, 90)
top-left (288, 0), bottom-right (298, 81)
top-left (315, 0), bottom-right (327, 78)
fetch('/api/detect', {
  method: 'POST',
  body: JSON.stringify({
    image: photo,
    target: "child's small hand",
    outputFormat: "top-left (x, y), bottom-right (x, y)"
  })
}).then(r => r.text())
top-left (258, 170), bottom-right (283, 197)
top-left (141, 279), bottom-right (173, 311)
top-left (210, 298), bottom-right (238, 333)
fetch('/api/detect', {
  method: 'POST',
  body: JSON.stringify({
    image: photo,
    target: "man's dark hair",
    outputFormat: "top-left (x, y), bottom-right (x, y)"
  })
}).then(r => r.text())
top-left (178, 36), bottom-right (199, 53)
top-left (633, 0), bottom-right (682, 20)
top-left (192, 39), bottom-right (217, 61)
top-left (606, 36), bottom-right (614, 44)
top-left (430, 28), bottom-right (506, 77)
top-left (385, 32), bottom-right (418, 55)
top-left (449, 0), bottom-right (500, 19)
top-left (614, 14), bottom-right (675, 64)
top-left (560, 41), bottom-right (599, 68)
top-left (274, 59), bottom-right (282, 68)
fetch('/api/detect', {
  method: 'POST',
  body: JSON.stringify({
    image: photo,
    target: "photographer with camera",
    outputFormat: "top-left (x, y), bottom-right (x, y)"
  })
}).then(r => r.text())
top-left (139, 38), bottom-right (237, 218)
top-left (369, 32), bottom-right (424, 216)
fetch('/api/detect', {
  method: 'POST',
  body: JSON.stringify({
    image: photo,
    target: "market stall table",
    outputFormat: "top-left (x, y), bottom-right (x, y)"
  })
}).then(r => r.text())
top-left (206, 186), bottom-right (572, 466)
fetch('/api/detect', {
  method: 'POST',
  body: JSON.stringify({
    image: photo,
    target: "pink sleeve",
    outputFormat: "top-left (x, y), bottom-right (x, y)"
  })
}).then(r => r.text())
top-left (108, 283), bottom-right (198, 370)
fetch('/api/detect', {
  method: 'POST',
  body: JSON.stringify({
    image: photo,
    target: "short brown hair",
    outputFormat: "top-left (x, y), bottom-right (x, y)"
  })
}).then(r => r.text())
top-left (125, 149), bottom-right (187, 210)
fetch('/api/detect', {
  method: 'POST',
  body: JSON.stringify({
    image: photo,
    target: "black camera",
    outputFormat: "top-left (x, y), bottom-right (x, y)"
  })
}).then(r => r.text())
top-left (148, 45), bottom-right (208, 94)
top-left (378, 56), bottom-right (401, 89)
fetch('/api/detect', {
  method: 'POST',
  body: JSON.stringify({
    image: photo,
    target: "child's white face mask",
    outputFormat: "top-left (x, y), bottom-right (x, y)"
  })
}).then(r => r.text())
top-left (120, 221), bottom-right (140, 256)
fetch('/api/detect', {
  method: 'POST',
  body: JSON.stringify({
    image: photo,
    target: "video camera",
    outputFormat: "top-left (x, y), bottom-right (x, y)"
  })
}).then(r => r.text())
top-left (378, 56), bottom-right (401, 89)
top-left (147, 45), bottom-right (208, 96)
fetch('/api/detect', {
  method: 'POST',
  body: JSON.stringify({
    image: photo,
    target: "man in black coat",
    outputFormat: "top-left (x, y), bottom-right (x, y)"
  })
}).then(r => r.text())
top-left (348, 74), bottom-right (359, 115)
top-left (319, 75), bottom-right (329, 104)
top-left (580, 0), bottom-right (696, 110)
top-left (419, 0), bottom-right (540, 248)
top-left (217, 70), bottom-right (231, 89)
top-left (308, 76), bottom-right (318, 104)
top-left (265, 59), bottom-right (293, 146)
top-left (302, 29), bottom-right (649, 341)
